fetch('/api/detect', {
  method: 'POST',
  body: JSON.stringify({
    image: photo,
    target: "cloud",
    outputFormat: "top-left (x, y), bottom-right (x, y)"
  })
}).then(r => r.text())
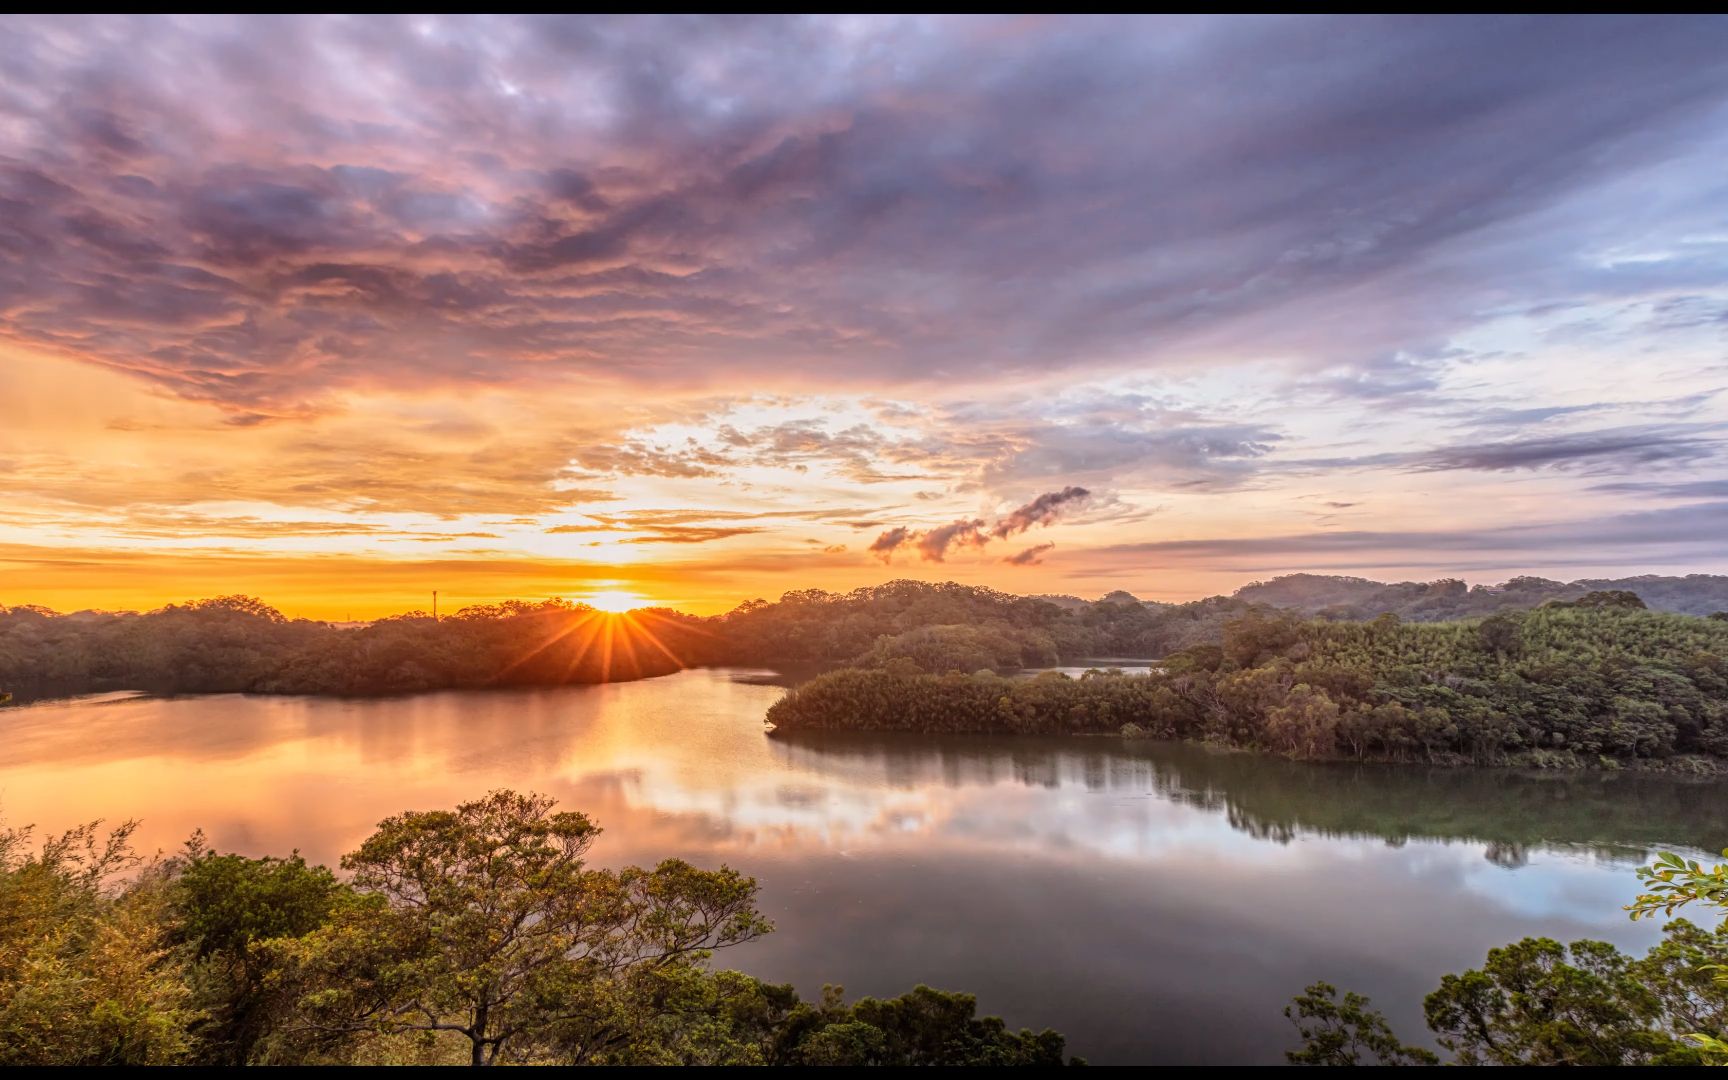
top-left (1404, 424), bottom-right (1723, 474)
top-left (966, 409), bottom-right (1279, 493)
top-left (869, 487), bottom-right (1092, 563)
top-left (391, 532), bottom-right (501, 543)
top-left (616, 526), bottom-right (762, 545)
top-left (1591, 478), bottom-right (1728, 500)
top-left (597, 393), bottom-right (1281, 499)
top-left (1285, 422), bottom-right (1727, 479)
top-left (539, 505), bottom-right (887, 547)
top-left (6, 15), bottom-right (1728, 417)
top-left (4, 16), bottom-right (1728, 605)
top-left (990, 486), bottom-right (1091, 538)
top-left (868, 527), bottom-right (915, 562)
top-left (917, 519), bottom-right (988, 562)
top-left (552, 507), bottom-right (876, 528)
top-left (1299, 351), bottom-right (1450, 404)
top-left (1448, 389), bottom-right (1719, 432)
top-left (0, 406), bottom-right (624, 520)
top-left (1003, 542), bottom-right (1055, 566)
top-left (545, 521), bottom-right (764, 544)
top-left (569, 442), bottom-right (730, 480)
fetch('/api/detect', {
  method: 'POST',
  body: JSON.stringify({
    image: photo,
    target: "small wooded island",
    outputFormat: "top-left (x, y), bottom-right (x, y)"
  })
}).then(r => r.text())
top-left (767, 595), bottom-right (1728, 771)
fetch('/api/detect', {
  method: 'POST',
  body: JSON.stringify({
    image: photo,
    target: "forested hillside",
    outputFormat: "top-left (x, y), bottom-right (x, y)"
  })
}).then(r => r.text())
top-left (704, 580), bottom-right (1250, 665)
top-left (767, 599), bottom-right (1728, 769)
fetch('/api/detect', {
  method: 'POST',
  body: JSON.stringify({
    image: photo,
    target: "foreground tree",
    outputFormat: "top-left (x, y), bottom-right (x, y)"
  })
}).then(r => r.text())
top-left (1286, 856), bottom-right (1728, 1066)
top-left (531, 970), bottom-right (1073, 1066)
top-left (278, 791), bottom-right (771, 1065)
top-left (3, 798), bottom-right (1074, 1065)
top-left (0, 820), bottom-right (199, 1064)
top-left (1423, 934), bottom-right (1713, 1065)
top-left (1629, 850), bottom-right (1728, 1063)
top-left (168, 837), bottom-right (344, 1063)
top-left (1284, 982), bottom-right (1436, 1065)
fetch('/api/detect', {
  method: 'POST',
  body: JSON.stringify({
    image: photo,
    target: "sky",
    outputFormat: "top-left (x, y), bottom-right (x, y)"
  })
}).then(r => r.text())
top-left (2, 14), bottom-right (1727, 618)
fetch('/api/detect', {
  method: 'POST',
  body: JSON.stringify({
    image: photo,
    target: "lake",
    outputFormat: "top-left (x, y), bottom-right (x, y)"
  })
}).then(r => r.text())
top-left (2, 667), bottom-right (1721, 1064)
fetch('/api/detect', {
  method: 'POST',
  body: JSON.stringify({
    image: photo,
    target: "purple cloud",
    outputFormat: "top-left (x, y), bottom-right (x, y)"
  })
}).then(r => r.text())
top-left (4, 15), bottom-right (1728, 418)
top-left (870, 487), bottom-right (1092, 563)
top-left (1003, 542), bottom-right (1055, 567)
top-left (990, 487), bottom-right (1091, 539)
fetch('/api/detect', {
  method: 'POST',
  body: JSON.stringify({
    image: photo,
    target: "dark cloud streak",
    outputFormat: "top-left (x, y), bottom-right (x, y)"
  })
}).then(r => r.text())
top-left (990, 486), bottom-right (1091, 538)
top-left (869, 486), bottom-right (1093, 563)
top-left (1003, 542), bottom-right (1055, 566)
top-left (1405, 425), bottom-right (1723, 474)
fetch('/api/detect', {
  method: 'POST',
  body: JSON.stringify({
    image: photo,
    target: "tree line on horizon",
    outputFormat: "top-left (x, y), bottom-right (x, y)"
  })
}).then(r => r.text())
top-left (1, 574), bottom-right (1725, 702)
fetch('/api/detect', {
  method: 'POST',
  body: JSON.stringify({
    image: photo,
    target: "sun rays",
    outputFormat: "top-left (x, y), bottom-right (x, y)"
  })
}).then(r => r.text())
top-left (481, 598), bottom-right (714, 685)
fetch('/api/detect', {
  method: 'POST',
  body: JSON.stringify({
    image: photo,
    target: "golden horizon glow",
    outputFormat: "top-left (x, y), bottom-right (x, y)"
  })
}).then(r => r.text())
top-left (581, 590), bottom-right (647, 614)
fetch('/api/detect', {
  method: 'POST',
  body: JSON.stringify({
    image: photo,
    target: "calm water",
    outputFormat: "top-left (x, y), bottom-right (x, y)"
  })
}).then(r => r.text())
top-left (2, 668), bottom-right (1722, 1064)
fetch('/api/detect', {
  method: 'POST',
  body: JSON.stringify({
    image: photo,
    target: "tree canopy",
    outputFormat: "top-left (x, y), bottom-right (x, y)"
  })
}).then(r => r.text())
top-left (0, 795), bottom-right (1076, 1066)
top-left (767, 605), bottom-right (1728, 769)
top-left (1286, 852), bottom-right (1728, 1066)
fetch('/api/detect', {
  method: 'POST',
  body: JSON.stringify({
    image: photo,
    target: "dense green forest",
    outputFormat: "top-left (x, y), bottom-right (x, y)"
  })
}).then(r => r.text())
top-left (1283, 851), bottom-right (1728, 1065)
top-left (767, 598), bottom-right (1728, 769)
top-left (703, 579), bottom-right (1243, 663)
top-left (0, 791), bottom-right (1073, 1066)
top-left (6, 574), bottom-right (1723, 701)
top-left (0, 596), bottom-right (707, 698)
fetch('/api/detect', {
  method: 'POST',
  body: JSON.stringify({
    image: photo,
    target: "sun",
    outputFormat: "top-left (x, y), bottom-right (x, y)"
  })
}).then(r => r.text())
top-left (581, 589), bottom-right (646, 613)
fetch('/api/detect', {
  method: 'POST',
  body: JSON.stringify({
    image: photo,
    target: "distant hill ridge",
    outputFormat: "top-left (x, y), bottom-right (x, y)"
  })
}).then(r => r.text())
top-left (1231, 572), bottom-right (1728, 619)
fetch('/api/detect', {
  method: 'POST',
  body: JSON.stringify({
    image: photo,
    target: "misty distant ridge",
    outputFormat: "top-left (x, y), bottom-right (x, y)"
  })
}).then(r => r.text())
top-left (1040, 573), bottom-right (1728, 619)
top-left (1233, 573), bottom-right (1728, 619)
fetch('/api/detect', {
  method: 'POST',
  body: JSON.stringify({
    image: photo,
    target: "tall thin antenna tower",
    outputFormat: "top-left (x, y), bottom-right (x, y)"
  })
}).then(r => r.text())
top-left (432, 590), bottom-right (438, 621)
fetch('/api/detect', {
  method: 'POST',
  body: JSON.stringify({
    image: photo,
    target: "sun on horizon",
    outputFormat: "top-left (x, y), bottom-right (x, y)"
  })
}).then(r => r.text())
top-left (580, 590), bottom-right (648, 614)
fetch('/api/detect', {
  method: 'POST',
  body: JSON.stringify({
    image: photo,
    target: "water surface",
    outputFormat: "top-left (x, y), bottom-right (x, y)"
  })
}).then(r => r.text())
top-left (1, 668), bottom-right (1720, 1064)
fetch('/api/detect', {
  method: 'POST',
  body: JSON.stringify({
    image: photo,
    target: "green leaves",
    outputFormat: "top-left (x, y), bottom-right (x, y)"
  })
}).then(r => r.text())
top-left (0, 820), bottom-right (200, 1065)
top-left (1288, 857), bottom-right (1728, 1068)
top-left (291, 790), bottom-right (770, 1064)
top-left (1419, 933), bottom-right (1706, 1066)
top-left (1629, 849), bottom-right (1728, 921)
top-left (3, 796), bottom-right (1077, 1065)
top-left (1284, 981), bottom-right (1438, 1066)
